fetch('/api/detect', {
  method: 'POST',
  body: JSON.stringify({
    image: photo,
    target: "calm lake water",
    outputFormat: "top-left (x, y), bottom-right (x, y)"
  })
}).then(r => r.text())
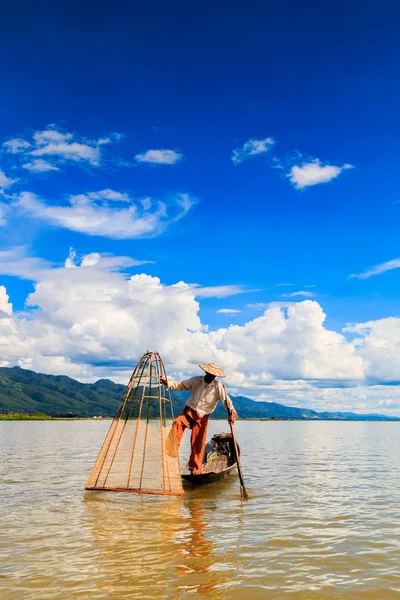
top-left (1, 421), bottom-right (400, 599)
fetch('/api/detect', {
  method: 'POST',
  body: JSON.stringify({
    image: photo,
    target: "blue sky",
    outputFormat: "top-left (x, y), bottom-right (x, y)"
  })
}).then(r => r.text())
top-left (0, 1), bottom-right (399, 413)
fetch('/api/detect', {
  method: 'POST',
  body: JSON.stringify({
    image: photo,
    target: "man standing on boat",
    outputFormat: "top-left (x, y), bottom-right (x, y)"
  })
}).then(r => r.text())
top-left (160, 363), bottom-right (238, 475)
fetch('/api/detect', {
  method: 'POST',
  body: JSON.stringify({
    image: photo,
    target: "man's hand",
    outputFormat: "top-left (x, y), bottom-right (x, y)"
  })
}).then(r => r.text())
top-left (160, 376), bottom-right (168, 387)
top-left (228, 409), bottom-right (237, 424)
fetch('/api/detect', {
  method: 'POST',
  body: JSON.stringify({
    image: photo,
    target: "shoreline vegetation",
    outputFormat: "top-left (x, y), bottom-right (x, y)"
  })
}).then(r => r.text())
top-left (1, 413), bottom-right (399, 422)
top-left (0, 413), bottom-right (53, 421)
top-left (2, 366), bottom-right (399, 422)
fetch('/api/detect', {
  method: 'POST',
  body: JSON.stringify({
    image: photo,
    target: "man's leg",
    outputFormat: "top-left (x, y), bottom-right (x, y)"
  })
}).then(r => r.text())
top-left (174, 412), bottom-right (190, 448)
top-left (165, 410), bottom-right (190, 458)
top-left (189, 415), bottom-right (209, 474)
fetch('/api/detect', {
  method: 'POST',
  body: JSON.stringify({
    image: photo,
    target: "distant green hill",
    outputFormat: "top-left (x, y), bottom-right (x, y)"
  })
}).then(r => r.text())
top-left (0, 366), bottom-right (398, 421)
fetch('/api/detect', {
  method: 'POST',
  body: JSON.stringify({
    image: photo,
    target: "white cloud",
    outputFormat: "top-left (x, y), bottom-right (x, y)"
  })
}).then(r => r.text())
top-left (349, 258), bottom-right (400, 280)
top-left (251, 382), bottom-right (400, 416)
top-left (69, 189), bottom-right (131, 205)
top-left (0, 253), bottom-right (364, 385)
top-left (2, 248), bottom-right (400, 414)
top-left (282, 291), bottom-right (315, 298)
top-left (0, 247), bottom-right (151, 282)
top-left (2, 138), bottom-right (31, 154)
top-left (271, 156), bottom-right (284, 169)
top-left (217, 309), bottom-right (241, 314)
top-left (33, 129), bottom-right (73, 145)
top-left (2, 125), bottom-right (122, 171)
top-left (64, 247), bottom-right (152, 270)
top-left (231, 137), bottom-right (275, 165)
top-left (0, 285), bottom-right (36, 367)
top-left (0, 169), bottom-right (18, 189)
top-left (274, 283), bottom-right (293, 287)
top-left (32, 140), bottom-right (101, 166)
top-left (22, 159), bottom-right (60, 172)
top-left (17, 190), bottom-right (195, 239)
top-left (0, 286), bottom-right (13, 315)
top-left (30, 126), bottom-right (103, 166)
top-left (64, 247), bottom-right (77, 269)
top-left (344, 317), bottom-right (400, 384)
top-left (191, 285), bottom-right (251, 298)
top-left (0, 246), bottom-right (54, 279)
top-left (135, 149), bottom-right (183, 165)
top-left (217, 301), bottom-right (363, 383)
top-left (288, 159), bottom-right (353, 189)
top-left (96, 133), bottom-right (124, 145)
top-left (88, 189), bottom-right (130, 202)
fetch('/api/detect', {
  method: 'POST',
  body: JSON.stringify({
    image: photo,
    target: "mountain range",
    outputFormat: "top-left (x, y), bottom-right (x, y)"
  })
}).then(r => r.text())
top-left (0, 366), bottom-right (398, 421)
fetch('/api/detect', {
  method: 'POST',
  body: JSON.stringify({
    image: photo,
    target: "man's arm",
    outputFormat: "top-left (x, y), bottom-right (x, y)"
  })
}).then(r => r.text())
top-left (220, 384), bottom-right (238, 423)
top-left (160, 377), bottom-right (194, 391)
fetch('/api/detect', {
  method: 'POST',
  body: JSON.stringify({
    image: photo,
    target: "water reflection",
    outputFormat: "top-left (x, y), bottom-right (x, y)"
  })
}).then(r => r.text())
top-left (83, 486), bottom-right (241, 598)
top-left (3, 421), bottom-right (400, 599)
top-left (172, 494), bottom-right (241, 596)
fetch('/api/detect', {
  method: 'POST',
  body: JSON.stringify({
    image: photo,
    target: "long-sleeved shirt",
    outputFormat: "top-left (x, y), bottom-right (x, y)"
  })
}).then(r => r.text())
top-left (168, 376), bottom-right (235, 418)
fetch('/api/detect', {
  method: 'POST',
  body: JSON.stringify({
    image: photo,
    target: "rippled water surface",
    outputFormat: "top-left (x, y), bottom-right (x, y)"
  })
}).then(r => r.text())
top-left (1, 421), bottom-right (400, 599)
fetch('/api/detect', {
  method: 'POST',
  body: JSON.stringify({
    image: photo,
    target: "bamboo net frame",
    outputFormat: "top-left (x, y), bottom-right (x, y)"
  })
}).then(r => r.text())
top-left (85, 351), bottom-right (183, 496)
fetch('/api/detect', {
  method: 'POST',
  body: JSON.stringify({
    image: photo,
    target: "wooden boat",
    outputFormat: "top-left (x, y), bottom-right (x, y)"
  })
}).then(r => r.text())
top-left (181, 432), bottom-right (239, 484)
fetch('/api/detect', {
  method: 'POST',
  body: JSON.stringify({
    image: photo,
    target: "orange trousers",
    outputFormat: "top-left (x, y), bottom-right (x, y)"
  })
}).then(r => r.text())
top-left (174, 407), bottom-right (209, 474)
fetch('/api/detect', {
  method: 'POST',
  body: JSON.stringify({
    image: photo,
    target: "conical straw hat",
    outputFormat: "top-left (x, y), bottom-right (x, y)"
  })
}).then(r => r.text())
top-left (199, 363), bottom-right (226, 378)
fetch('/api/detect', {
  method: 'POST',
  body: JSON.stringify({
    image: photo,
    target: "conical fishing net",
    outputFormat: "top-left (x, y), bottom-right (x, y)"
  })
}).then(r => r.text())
top-left (85, 351), bottom-right (183, 496)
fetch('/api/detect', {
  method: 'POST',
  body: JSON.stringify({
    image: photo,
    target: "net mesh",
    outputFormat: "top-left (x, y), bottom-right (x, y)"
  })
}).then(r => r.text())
top-left (85, 351), bottom-right (183, 496)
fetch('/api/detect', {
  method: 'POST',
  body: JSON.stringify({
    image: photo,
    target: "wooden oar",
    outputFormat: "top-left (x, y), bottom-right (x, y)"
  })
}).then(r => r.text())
top-left (224, 385), bottom-right (249, 500)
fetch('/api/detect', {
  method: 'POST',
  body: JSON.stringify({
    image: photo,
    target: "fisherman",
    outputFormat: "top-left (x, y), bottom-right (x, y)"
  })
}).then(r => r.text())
top-left (160, 363), bottom-right (238, 475)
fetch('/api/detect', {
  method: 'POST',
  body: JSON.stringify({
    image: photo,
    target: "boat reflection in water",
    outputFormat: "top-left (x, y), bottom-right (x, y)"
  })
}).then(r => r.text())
top-left (83, 481), bottom-right (242, 599)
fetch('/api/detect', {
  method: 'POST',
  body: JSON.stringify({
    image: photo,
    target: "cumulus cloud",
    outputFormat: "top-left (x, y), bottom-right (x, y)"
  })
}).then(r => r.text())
top-left (0, 286), bottom-right (13, 315)
top-left (16, 190), bottom-right (195, 239)
top-left (218, 301), bottom-right (364, 383)
top-left (0, 285), bottom-right (34, 367)
top-left (135, 149), bottom-right (183, 165)
top-left (349, 258), bottom-right (400, 280)
top-left (2, 248), bottom-right (400, 414)
top-left (288, 158), bottom-right (353, 189)
top-left (0, 251), bottom-right (363, 384)
top-left (345, 317), bottom-right (400, 384)
top-left (231, 137), bottom-right (275, 165)
top-left (0, 169), bottom-right (18, 189)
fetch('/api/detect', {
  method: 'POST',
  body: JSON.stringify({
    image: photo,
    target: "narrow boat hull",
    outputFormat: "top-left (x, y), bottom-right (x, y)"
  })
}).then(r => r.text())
top-left (182, 462), bottom-right (237, 484)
